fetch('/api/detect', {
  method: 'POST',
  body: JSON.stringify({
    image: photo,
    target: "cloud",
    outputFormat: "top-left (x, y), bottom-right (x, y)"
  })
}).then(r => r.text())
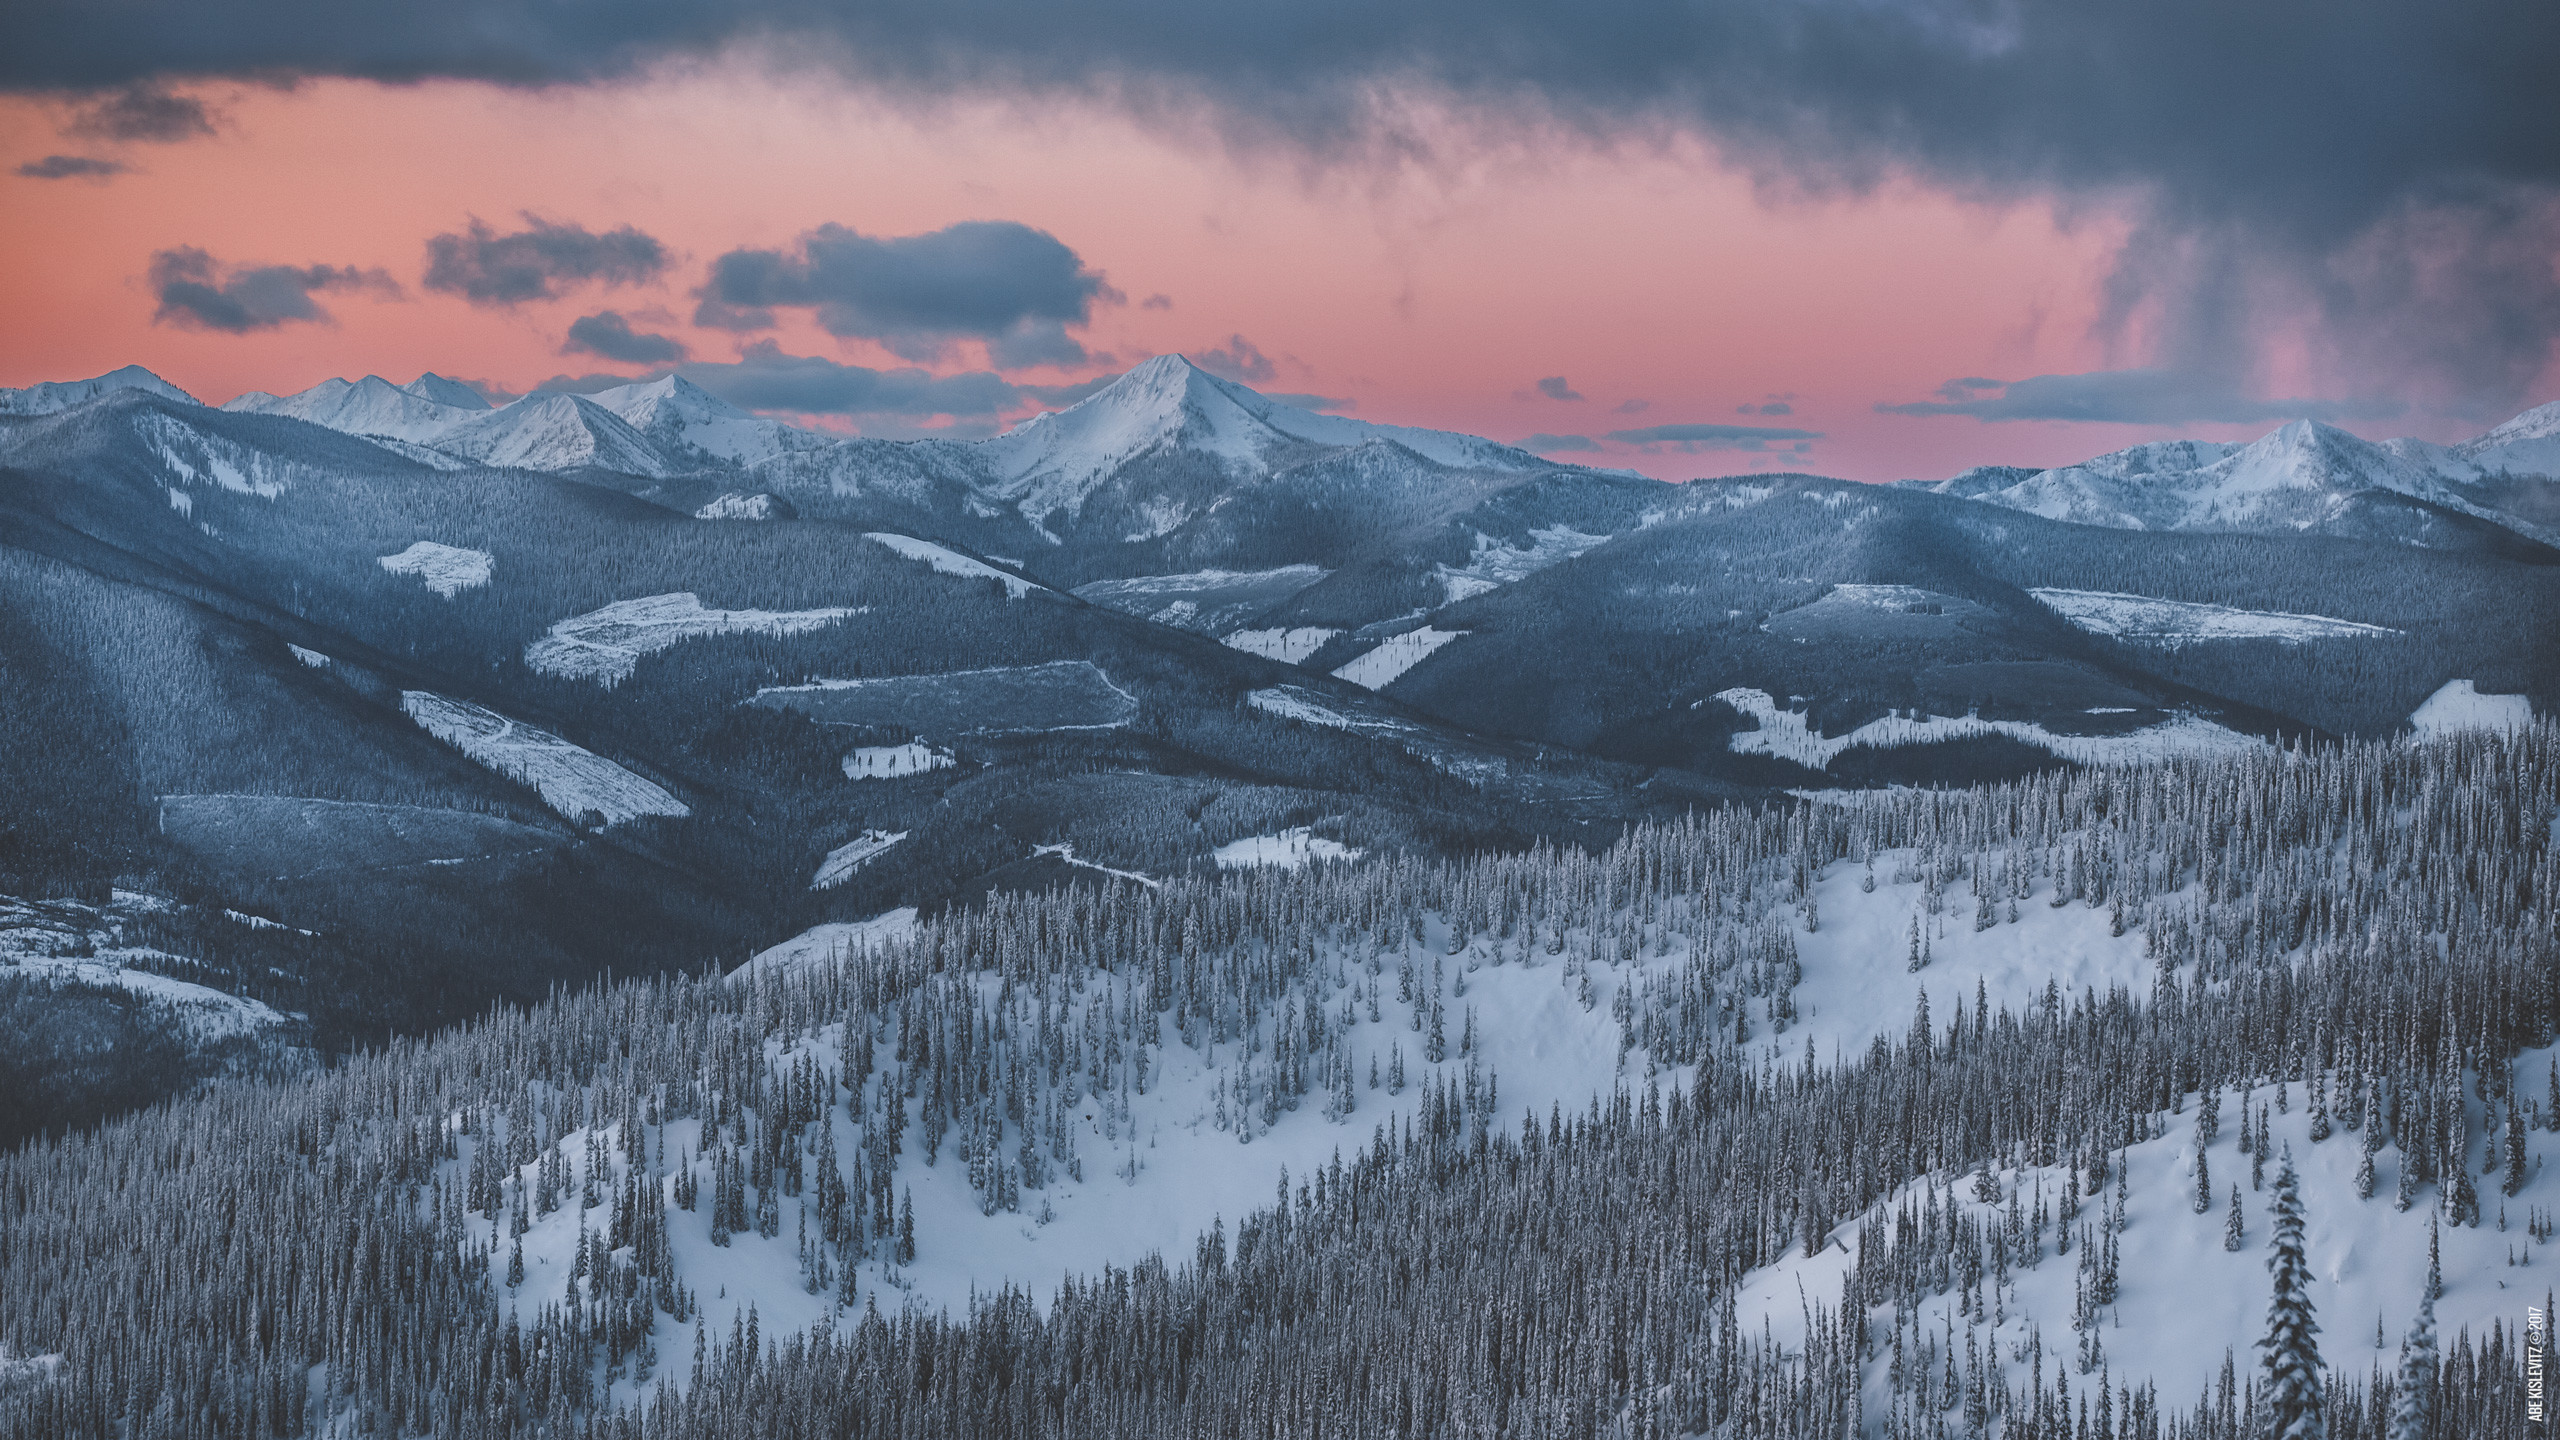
top-left (1520, 432), bottom-right (1599, 453)
top-left (675, 340), bottom-right (1022, 417)
top-left (1606, 421), bottom-right (1824, 453)
top-left (1876, 368), bottom-right (2402, 425)
top-left (562, 310), bottom-right (687, 364)
top-left (1736, 400), bottom-right (1792, 416)
top-left (424, 215), bottom-right (669, 307)
top-left (1613, 399), bottom-right (1650, 415)
top-left (63, 83), bottom-right (214, 142)
top-left (1140, 293), bottom-right (1174, 310)
top-left (1265, 392), bottom-right (1353, 412)
top-left (15, 154), bottom-right (125, 179)
top-left (148, 246), bottom-right (399, 332)
top-left (1190, 334), bottom-right (1277, 384)
top-left (1534, 376), bottom-right (1583, 402)
top-left (694, 220), bottom-right (1108, 367)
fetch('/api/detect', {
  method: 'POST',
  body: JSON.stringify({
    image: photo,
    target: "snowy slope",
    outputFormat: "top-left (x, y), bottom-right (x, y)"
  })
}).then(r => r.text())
top-left (431, 393), bottom-right (678, 476)
top-left (1223, 627), bottom-right (1341, 664)
top-left (402, 373), bottom-right (490, 410)
top-left (1213, 828), bottom-right (1363, 870)
top-left (842, 743), bottom-right (953, 779)
top-left (1737, 1042), bottom-right (2560, 1425)
top-left (811, 830), bottom-right (908, 889)
top-left (1716, 687), bottom-right (2271, 770)
top-left (0, 365), bottom-right (195, 415)
top-left (378, 540), bottom-right (494, 597)
top-left (523, 593), bottom-right (863, 686)
top-left (1434, 525), bottom-right (1611, 603)
top-left (400, 692), bottom-right (688, 824)
top-left (2458, 400), bottom-right (2560, 477)
top-left (582, 374), bottom-right (805, 467)
top-left (2030, 589), bottom-right (2401, 646)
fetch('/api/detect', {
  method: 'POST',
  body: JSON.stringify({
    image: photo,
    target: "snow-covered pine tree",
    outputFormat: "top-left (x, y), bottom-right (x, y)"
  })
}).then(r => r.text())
top-left (2257, 1149), bottom-right (2326, 1440)
top-left (2386, 1286), bottom-right (2437, 1440)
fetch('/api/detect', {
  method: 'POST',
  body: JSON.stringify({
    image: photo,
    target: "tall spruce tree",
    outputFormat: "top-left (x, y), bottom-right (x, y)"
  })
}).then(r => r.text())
top-left (2257, 1149), bottom-right (2327, 1440)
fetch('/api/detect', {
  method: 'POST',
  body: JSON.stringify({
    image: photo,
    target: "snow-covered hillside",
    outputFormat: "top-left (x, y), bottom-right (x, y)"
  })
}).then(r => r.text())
top-left (225, 374), bottom-right (482, 445)
top-left (1333, 627), bottom-right (1467, 690)
top-left (378, 540), bottom-right (494, 597)
top-left (2029, 589), bottom-right (2401, 646)
top-left (863, 533), bottom-right (1049, 598)
top-left (0, 364), bottom-right (195, 415)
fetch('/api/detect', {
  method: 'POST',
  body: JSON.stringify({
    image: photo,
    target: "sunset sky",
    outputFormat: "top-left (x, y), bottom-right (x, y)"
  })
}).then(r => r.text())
top-left (6, 4), bottom-right (2556, 481)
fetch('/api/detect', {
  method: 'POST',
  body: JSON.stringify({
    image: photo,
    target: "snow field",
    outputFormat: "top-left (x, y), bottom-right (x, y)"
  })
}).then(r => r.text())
top-left (1736, 1042), bottom-right (2560, 1422)
top-left (2409, 679), bottom-right (2535, 737)
top-left (730, 911), bottom-right (923, 987)
top-left (864, 533), bottom-right (1048, 598)
top-left (1714, 686), bottom-right (2271, 771)
top-left (1212, 828), bottom-right (1363, 871)
top-left (2030, 588), bottom-right (2401, 646)
top-left (401, 692), bottom-right (689, 825)
top-left (810, 831), bottom-right (907, 890)
top-left (842, 743), bottom-right (954, 779)
top-left (524, 593), bottom-right (863, 686)
top-left (1331, 627), bottom-right (1467, 690)
top-left (1433, 526), bottom-right (1611, 604)
top-left (1221, 627), bottom-right (1341, 664)
top-left (377, 540), bottom-right (494, 598)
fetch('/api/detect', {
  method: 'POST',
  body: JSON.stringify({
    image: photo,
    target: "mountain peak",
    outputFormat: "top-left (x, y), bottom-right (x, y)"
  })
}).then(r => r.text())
top-left (0, 364), bottom-right (199, 416)
top-left (404, 373), bottom-right (491, 410)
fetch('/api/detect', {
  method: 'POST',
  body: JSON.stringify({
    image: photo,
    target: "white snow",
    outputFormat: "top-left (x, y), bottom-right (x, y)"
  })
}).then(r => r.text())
top-left (2408, 679), bottom-right (2535, 736)
top-left (1331, 628), bottom-right (1467, 690)
top-left (729, 910), bottom-right (921, 986)
top-left (523, 593), bottom-right (862, 686)
top-left (1243, 685), bottom-right (1425, 738)
top-left (166, 487), bottom-right (191, 517)
top-left (1211, 827), bottom-right (1362, 870)
top-left (1737, 1037), bottom-right (2560, 1424)
top-left (223, 374), bottom-right (481, 445)
top-left (694, 492), bottom-right (786, 520)
top-left (811, 831), bottom-right (907, 890)
top-left (431, 392), bottom-right (674, 476)
top-left (1434, 526), bottom-right (1611, 603)
top-left (864, 533), bottom-right (1049, 598)
top-left (0, 364), bottom-right (193, 415)
top-left (400, 691), bottom-right (690, 825)
top-left (2030, 588), bottom-right (2401, 646)
top-left (842, 743), bottom-right (954, 779)
top-left (1714, 687), bottom-right (2272, 770)
top-left (377, 540), bottom-right (494, 598)
top-left (1032, 842), bottom-right (1161, 889)
top-left (3, 954), bottom-right (295, 1043)
top-left (287, 644), bottom-right (330, 668)
top-left (1221, 627), bottom-right (1341, 664)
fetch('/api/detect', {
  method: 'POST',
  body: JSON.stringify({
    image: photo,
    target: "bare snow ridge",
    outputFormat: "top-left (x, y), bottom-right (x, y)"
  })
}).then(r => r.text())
top-left (1331, 628), bottom-right (1466, 690)
top-left (811, 830), bottom-right (906, 890)
top-left (1715, 686), bottom-right (2270, 770)
top-left (2031, 587), bottom-right (2401, 646)
top-left (864, 533), bottom-right (1048, 598)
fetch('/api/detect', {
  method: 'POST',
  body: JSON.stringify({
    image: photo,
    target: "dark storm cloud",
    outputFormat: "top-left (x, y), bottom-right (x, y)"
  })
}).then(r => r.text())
top-left (1192, 335), bottom-right (1276, 384)
top-left (15, 154), bottom-right (125, 179)
top-left (694, 220), bottom-right (1108, 367)
top-left (1535, 377), bottom-right (1583, 402)
top-left (15, 2), bottom-right (2560, 416)
top-left (1877, 368), bottom-right (2401, 425)
top-left (424, 215), bottom-right (669, 307)
top-left (64, 83), bottom-right (214, 141)
top-left (1607, 421), bottom-right (1824, 453)
top-left (148, 246), bottom-right (399, 332)
top-left (1520, 432), bottom-right (1599, 453)
top-left (676, 341), bottom-right (1021, 417)
top-left (562, 311), bottom-right (688, 364)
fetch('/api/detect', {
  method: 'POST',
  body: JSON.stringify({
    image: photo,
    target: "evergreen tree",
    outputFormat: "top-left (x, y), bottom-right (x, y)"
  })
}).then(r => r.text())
top-left (2385, 1287), bottom-right (2437, 1440)
top-left (2257, 1150), bottom-right (2326, 1440)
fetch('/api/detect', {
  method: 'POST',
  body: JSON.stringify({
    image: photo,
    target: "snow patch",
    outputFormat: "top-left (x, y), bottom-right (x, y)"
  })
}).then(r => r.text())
top-left (1032, 843), bottom-right (1161, 889)
top-left (287, 644), bottom-right (330, 668)
top-left (401, 692), bottom-right (689, 825)
top-left (377, 540), bottom-right (494, 598)
top-left (812, 831), bottom-right (906, 890)
top-left (524, 593), bottom-right (862, 686)
top-left (1212, 827), bottom-right (1362, 870)
top-left (1221, 627), bottom-right (1340, 664)
top-left (1332, 628), bottom-right (1467, 690)
top-left (730, 910), bottom-right (921, 986)
top-left (1434, 526), bottom-right (1610, 603)
top-left (1714, 687), bottom-right (2271, 770)
top-left (864, 533), bottom-right (1047, 598)
top-left (842, 743), bottom-right (954, 779)
top-left (2409, 679), bottom-right (2534, 736)
top-left (2031, 588), bottom-right (2401, 646)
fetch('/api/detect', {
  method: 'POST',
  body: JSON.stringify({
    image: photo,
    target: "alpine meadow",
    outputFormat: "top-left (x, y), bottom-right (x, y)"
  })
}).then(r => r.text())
top-left (3, 5), bottom-right (2560, 1439)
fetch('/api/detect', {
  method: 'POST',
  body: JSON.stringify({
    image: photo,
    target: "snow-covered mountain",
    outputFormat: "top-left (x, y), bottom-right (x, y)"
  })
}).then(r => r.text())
top-left (0, 364), bottom-right (196, 416)
top-left (1916, 408), bottom-right (2560, 543)
top-left (581, 374), bottom-right (809, 468)
top-left (428, 391), bottom-right (678, 477)
top-left (974, 354), bottom-right (1545, 529)
top-left (223, 374), bottom-right (486, 446)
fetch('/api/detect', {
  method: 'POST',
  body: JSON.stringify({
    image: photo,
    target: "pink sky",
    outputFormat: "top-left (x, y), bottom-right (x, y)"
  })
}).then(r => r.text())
top-left (3, 70), bottom-right (2540, 481)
